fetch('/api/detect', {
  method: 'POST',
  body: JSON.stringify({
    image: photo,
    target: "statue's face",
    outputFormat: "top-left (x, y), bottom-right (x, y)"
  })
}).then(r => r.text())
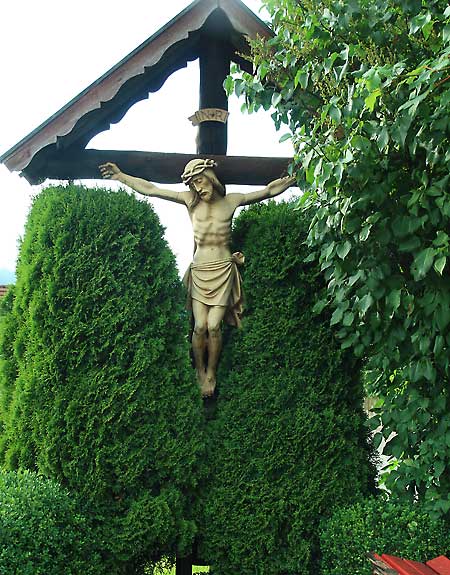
top-left (192, 173), bottom-right (215, 202)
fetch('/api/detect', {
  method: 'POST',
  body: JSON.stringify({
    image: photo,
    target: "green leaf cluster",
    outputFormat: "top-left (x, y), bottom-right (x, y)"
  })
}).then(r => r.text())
top-left (0, 469), bottom-right (104, 574)
top-left (319, 496), bottom-right (450, 575)
top-left (0, 185), bottom-right (206, 573)
top-left (229, 0), bottom-right (450, 517)
top-left (196, 202), bottom-right (376, 575)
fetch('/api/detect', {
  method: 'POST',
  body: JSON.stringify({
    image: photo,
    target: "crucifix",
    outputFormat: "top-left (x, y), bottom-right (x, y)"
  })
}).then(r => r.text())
top-left (99, 159), bottom-right (294, 397)
top-left (95, 6), bottom-right (296, 398)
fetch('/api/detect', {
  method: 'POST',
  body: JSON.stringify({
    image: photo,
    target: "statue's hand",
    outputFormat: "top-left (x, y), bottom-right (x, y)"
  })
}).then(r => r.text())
top-left (267, 175), bottom-right (296, 196)
top-left (99, 162), bottom-right (122, 180)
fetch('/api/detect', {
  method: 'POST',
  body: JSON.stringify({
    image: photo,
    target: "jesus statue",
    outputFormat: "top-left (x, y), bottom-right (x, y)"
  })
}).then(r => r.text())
top-left (100, 159), bottom-right (295, 397)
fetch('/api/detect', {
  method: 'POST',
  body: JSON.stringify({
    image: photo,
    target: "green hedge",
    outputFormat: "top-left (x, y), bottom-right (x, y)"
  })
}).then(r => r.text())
top-left (0, 185), bottom-right (206, 573)
top-left (319, 496), bottom-right (450, 575)
top-left (196, 202), bottom-right (376, 575)
top-left (0, 469), bottom-right (103, 575)
top-left (0, 286), bottom-right (17, 456)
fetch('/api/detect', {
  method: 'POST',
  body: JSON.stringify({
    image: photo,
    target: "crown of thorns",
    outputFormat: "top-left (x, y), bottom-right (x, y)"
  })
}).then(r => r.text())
top-left (181, 159), bottom-right (217, 184)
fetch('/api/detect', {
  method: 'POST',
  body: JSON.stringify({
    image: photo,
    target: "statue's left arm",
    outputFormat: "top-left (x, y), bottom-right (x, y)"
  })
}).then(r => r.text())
top-left (236, 175), bottom-right (297, 206)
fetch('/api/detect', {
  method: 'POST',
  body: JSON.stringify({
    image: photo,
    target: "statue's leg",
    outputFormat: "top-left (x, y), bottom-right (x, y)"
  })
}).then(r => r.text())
top-left (191, 299), bottom-right (209, 391)
top-left (203, 305), bottom-right (227, 396)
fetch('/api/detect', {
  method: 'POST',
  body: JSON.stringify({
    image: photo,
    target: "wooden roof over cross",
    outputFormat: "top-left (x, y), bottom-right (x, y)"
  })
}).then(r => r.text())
top-left (0, 0), bottom-right (291, 186)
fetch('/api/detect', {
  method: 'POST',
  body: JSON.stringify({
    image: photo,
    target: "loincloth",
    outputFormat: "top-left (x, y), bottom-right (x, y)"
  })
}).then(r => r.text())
top-left (183, 252), bottom-right (244, 327)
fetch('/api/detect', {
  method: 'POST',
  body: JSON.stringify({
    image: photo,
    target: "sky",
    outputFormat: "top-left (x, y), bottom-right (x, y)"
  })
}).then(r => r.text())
top-left (0, 0), bottom-right (294, 282)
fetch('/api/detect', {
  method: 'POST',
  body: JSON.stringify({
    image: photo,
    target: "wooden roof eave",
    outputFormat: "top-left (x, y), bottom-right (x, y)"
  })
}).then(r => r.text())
top-left (0, 0), bottom-right (273, 178)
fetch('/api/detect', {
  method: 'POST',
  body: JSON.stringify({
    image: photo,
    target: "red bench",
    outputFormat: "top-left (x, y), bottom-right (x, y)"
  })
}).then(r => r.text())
top-left (370, 554), bottom-right (450, 575)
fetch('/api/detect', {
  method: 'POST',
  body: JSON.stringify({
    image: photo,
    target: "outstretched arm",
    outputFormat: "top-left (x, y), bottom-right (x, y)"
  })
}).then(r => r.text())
top-left (99, 162), bottom-right (187, 205)
top-left (237, 175), bottom-right (297, 207)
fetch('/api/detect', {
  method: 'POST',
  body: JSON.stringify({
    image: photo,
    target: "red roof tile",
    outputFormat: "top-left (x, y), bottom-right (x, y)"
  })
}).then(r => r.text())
top-left (0, 285), bottom-right (10, 298)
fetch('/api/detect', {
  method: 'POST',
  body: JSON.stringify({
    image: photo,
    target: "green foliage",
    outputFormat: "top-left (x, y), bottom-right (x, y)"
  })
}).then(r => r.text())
top-left (229, 0), bottom-right (450, 517)
top-left (197, 202), bottom-right (376, 575)
top-left (0, 185), bottom-right (205, 573)
top-left (0, 469), bottom-right (104, 575)
top-left (0, 287), bottom-right (17, 456)
top-left (320, 496), bottom-right (450, 575)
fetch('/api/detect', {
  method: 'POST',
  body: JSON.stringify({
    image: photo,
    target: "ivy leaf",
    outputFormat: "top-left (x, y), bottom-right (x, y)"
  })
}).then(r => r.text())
top-left (411, 248), bottom-right (436, 280)
top-left (341, 333), bottom-right (358, 349)
top-left (336, 240), bottom-right (351, 259)
top-left (329, 105), bottom-right (341, 124)
top-left (235, 79), bottom-right (244, 97)
top-left (434, 460), bottom-right (445, 478)
top-left (351, 135), bottom-right (371, 153)
top-left (330, 306), bottom-right (344, 326)
top-left (359, 293), bottom-right (374, 316)
top-left (391, 113), bottom-right (413, 147)
top-left (313, 299), bottom-right (328, 313)
top-left (324, 53), bottom-right (339, 74)
top-left (258, 61), bottom-right (269, 81)
top-left (433, 231), bottom-right (449, 247)
top-left (279, 133), bottom-right (292, 143)
top-left (303, 250), bottom-right (316, 262)
top-left (363, 68), bottom-right (381, 91)
top-left (433, 335), bottom-right (444, 355)
top-left (398, 90), bottom-right (429, 118)
top-left (224, 76), bottom-right (234, 96)
top-left (294, 69), bottom-right (309, 89)
top-left (359, 225), bottom-right (371, 241)
top-left (434, 256), bottom-right (446, 275)
top-left (398, 235), bottom-right (421, 252)
top-left (436, 305), bottom-right (450, 331)
top-left (302, 149), bottom-right (314, 170)
top-left (348, 271), bottom-right (364, 286)
top-left (409, 12), bottom-right (431, 35)
top-left (386, 290), bottom-right (401, 312)
top-left (389, 436), bottom-right (404, 459)
top-left (272, 92), bottom-right (282, 106)
top-left (444, 24), bottom-right (450, 44)
top-left (373, 432), bottom-right (383, 450)
top-left (365, 88), bottom-right (381, 112)
top-left (377, 127), bottom-right (389, 152)
top-left (343, 311), bottom-right (355, 326)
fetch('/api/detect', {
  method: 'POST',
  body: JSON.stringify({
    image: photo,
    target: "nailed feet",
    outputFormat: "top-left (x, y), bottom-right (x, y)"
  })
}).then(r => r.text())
top-left (197, 370), bottom-right (216, 398)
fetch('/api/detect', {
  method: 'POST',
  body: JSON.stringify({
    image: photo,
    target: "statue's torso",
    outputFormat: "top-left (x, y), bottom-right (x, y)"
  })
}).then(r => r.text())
top-left (189, 195), bottom-right (239, 263)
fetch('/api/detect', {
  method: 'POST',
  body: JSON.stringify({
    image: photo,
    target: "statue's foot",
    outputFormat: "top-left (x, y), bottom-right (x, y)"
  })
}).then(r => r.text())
top-left (196, 369), bottom-right (206, 387)
top-left (201, 373), bottom-right (216, 398)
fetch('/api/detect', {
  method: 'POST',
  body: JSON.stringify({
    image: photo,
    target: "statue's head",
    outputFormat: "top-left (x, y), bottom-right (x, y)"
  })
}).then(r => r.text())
top-left (181, 159), bottom-right (225, 207)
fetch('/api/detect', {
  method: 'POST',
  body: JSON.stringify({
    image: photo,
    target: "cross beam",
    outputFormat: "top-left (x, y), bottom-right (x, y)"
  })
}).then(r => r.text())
top-left (36, 150), bottom-right (293, 186)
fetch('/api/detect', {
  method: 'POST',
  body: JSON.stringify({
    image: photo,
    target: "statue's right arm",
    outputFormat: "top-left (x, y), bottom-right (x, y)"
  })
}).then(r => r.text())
top-left (99, 162), bottom-right (188, 205)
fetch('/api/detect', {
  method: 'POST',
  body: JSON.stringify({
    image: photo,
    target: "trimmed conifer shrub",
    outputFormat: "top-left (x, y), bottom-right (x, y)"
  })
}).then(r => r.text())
top-left (0, 469), bottom-right (104, 575)
top-left (196, 201), bottom-right (376, 575)
top-left (0, 286), bottom-right (17, 457)
top-left (319, 496), bottom-right (450, 575)
top-left (0, 185), bottom-right (205, 574)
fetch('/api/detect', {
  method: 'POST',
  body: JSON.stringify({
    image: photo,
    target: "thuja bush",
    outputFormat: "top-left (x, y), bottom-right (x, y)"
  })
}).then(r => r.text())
top-left (0, 469), bottom-right (103, 575)
top-left (0, 185), bottom-right (205, 574)
top-left (197, 202), bottom-right (376, 575)
top-left (320, 496), bottom-right (450, 575)
top-left (0, 286), bottom-right (16, 455)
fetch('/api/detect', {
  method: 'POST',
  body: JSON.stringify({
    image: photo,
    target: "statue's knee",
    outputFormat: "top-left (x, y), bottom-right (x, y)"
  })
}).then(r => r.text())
top-left (208, 323), bottom-right (221, 337)
top-left (194, 323), bottom-right (207, 336)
